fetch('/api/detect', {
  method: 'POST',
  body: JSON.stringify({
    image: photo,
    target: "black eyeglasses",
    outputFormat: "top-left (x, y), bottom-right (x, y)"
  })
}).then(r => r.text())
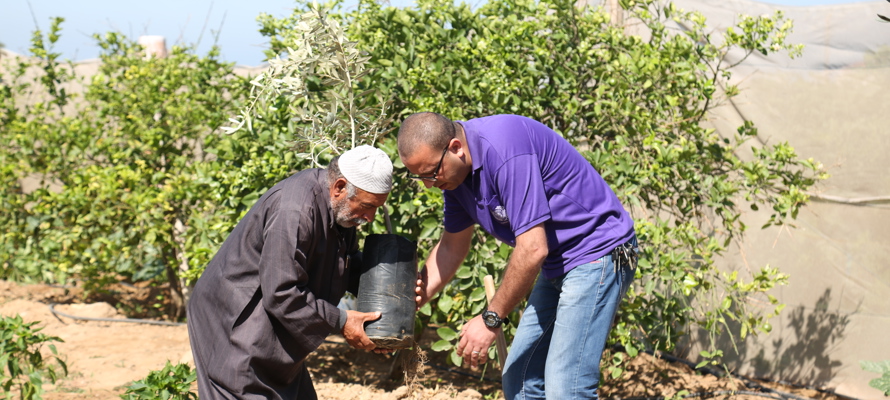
top-left (407, 144), bottom-right (449, 182)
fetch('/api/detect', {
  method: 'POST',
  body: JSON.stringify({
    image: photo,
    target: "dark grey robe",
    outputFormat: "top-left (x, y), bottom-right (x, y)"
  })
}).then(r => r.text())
top-left (187, 168), bottom-right (360, 400)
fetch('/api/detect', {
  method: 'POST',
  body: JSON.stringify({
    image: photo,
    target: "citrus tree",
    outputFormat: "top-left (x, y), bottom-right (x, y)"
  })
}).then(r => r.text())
top-left (0, 19), bottom-right (255, 317)
top-left (260, 0), bottom-right (828, 367)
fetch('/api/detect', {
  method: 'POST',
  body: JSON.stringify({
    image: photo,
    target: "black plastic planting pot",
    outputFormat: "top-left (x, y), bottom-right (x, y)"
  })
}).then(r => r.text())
top-left (357, 234), bottom-right (418, 349)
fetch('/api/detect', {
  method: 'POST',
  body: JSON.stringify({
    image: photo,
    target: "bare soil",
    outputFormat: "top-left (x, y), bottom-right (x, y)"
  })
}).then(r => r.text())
top-left (0, 280), bottom-right (852, 400)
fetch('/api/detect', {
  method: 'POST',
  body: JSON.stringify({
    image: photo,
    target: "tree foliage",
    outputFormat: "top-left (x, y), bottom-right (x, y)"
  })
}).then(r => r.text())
top-left (0, 0), bottom-right (829, 374)
top-left (233, 5), bottom-right (394, 166)
top-left (0, 19), bottom-right (253, 317)
top-left (260, 0), bottom-right (827, 367)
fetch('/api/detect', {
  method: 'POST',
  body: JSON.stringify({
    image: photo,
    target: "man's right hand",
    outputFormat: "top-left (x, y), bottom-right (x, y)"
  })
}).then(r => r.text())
top-left (341, 310), bottom-right (386, 352)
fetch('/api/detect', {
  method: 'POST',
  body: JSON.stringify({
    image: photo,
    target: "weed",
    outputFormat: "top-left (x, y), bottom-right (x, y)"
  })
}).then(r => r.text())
top-left (120, 361), bottom-right (197, 400)
top-left (0, 314), bottom-right (67, 400)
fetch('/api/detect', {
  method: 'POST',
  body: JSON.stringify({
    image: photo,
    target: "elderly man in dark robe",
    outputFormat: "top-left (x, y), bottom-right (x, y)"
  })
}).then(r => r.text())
top-left (187, 145), bottom-right (394, 400)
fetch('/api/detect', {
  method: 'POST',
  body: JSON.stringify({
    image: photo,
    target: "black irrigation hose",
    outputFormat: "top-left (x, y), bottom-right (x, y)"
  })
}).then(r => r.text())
top-left (621, 390), bottom-right (785, 400)
top-left (739, 379), bottom-right (820, 400)
top-left (640, 348), bottom-right (857, 400)
top-left (48, 303), bottom-right (185, 326)
top-left (744, 376), bottom-right (860, 400)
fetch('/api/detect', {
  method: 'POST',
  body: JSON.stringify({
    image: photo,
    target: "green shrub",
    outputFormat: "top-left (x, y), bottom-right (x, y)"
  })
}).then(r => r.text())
top-left (120, 361), bottom-right (197, 400)
top-left (0, 18), bottom-right (253, 318)
top-left (0, 315), bottom-right (66, 400)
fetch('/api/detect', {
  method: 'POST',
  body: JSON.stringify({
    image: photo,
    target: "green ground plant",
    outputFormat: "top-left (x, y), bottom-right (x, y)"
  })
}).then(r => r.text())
top-left (0, 315), bottom-right (67, 400)
top-left (861, 360), bottom-right (890, 396)
top-left (120, 361), bottom-right (197, 400)
top-left (260, 0), bottom-right (827, 368)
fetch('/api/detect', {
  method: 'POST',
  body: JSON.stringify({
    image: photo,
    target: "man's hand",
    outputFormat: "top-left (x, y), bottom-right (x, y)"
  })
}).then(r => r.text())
top-left (456, 315), bottom-right (498, 369)
top-left (414, 227), bottom-right (473, 311)
top-left (341, 310), bottom-right (392, 354)
top-left (415, 270), bottom-right (428, 311)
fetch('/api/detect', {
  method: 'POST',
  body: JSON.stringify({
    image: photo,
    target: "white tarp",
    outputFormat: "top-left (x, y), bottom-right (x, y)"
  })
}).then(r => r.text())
top-left (660, 1), bottom-right (890, 398)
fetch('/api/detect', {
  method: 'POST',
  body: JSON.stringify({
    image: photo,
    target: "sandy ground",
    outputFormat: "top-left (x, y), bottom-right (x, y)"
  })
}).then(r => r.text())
top-left (0, 280), bottom-right (490, 399)
top-left (0, 280), bottom-right (850, 400)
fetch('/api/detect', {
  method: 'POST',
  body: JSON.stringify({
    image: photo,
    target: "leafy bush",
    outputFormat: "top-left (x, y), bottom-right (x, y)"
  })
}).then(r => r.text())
top-left (0, 18), bottom-right (258, 318)
top-left (260, 0), bottom-right (827, 367)
top-left (120, 361), bottom-right (197, 400)
top-left (1, 0), bottom-right (828, 374)
top-left (0, 315), bottom-right (67, 400)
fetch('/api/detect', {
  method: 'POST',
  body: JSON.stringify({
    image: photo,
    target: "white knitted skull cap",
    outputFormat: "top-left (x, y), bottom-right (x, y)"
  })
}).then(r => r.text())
top-left (338, 145), bottom-right (393, 194)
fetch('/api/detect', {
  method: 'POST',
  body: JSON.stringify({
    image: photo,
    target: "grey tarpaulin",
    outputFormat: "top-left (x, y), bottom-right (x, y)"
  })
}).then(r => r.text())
top-left (585, 1), bottom-right (890, 398)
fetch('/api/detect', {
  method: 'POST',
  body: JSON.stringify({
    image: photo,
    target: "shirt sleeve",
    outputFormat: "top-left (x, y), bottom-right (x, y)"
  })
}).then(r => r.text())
top-left (257, 192), bottom-right (338, 355)
top-left (494, 153), bottom-right (551, 236)
top-left (443, 189), bottom-right (475, 233)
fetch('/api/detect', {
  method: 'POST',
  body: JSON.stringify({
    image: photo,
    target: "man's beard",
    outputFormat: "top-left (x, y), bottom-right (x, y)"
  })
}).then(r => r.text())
top-left (332, 197), bottom-right (367, 228)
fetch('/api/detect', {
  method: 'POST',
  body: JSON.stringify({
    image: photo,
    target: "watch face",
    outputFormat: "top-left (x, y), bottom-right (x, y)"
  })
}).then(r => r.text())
top-left (483, 311), bottom-right (500, 328)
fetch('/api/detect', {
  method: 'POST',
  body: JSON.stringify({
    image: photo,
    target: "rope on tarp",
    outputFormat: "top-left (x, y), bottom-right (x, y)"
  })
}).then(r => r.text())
top-left (808, 193), bottom-right (890, 209)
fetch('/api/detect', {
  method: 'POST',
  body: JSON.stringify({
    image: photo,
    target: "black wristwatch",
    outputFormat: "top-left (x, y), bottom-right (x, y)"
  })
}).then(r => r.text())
top-left (482, 309), bottom-right (510, 328)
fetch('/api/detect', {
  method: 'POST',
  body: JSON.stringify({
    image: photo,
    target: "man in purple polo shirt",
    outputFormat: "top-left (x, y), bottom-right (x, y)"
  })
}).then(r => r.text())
top-left (398, 112), bottom-right (637, 399)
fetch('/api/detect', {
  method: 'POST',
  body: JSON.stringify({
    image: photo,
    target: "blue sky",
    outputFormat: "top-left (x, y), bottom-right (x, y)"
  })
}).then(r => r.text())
top-left (0, 0), bottom-right (875, 67)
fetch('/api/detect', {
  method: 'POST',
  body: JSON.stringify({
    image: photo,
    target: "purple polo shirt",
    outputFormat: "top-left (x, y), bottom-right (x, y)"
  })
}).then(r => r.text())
top-left (443, 115), bottom-right (634, 279)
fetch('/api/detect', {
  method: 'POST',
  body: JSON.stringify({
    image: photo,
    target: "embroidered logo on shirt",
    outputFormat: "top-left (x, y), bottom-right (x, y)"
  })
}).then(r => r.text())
top-left (491, 205), bottom-right (509, 224)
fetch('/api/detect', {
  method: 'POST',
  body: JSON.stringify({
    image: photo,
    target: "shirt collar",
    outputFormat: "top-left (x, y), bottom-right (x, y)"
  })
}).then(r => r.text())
top-left (457, 121), bottom-right (484, 172)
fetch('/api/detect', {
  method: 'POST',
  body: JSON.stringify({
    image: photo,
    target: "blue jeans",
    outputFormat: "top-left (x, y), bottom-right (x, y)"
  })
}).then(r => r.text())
top-left (502, 250), bottom-right (635, 399)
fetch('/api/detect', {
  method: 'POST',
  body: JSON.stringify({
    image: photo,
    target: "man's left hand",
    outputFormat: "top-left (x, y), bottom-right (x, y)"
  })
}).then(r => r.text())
top-left (456, 315), bottom-right (497, 369)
